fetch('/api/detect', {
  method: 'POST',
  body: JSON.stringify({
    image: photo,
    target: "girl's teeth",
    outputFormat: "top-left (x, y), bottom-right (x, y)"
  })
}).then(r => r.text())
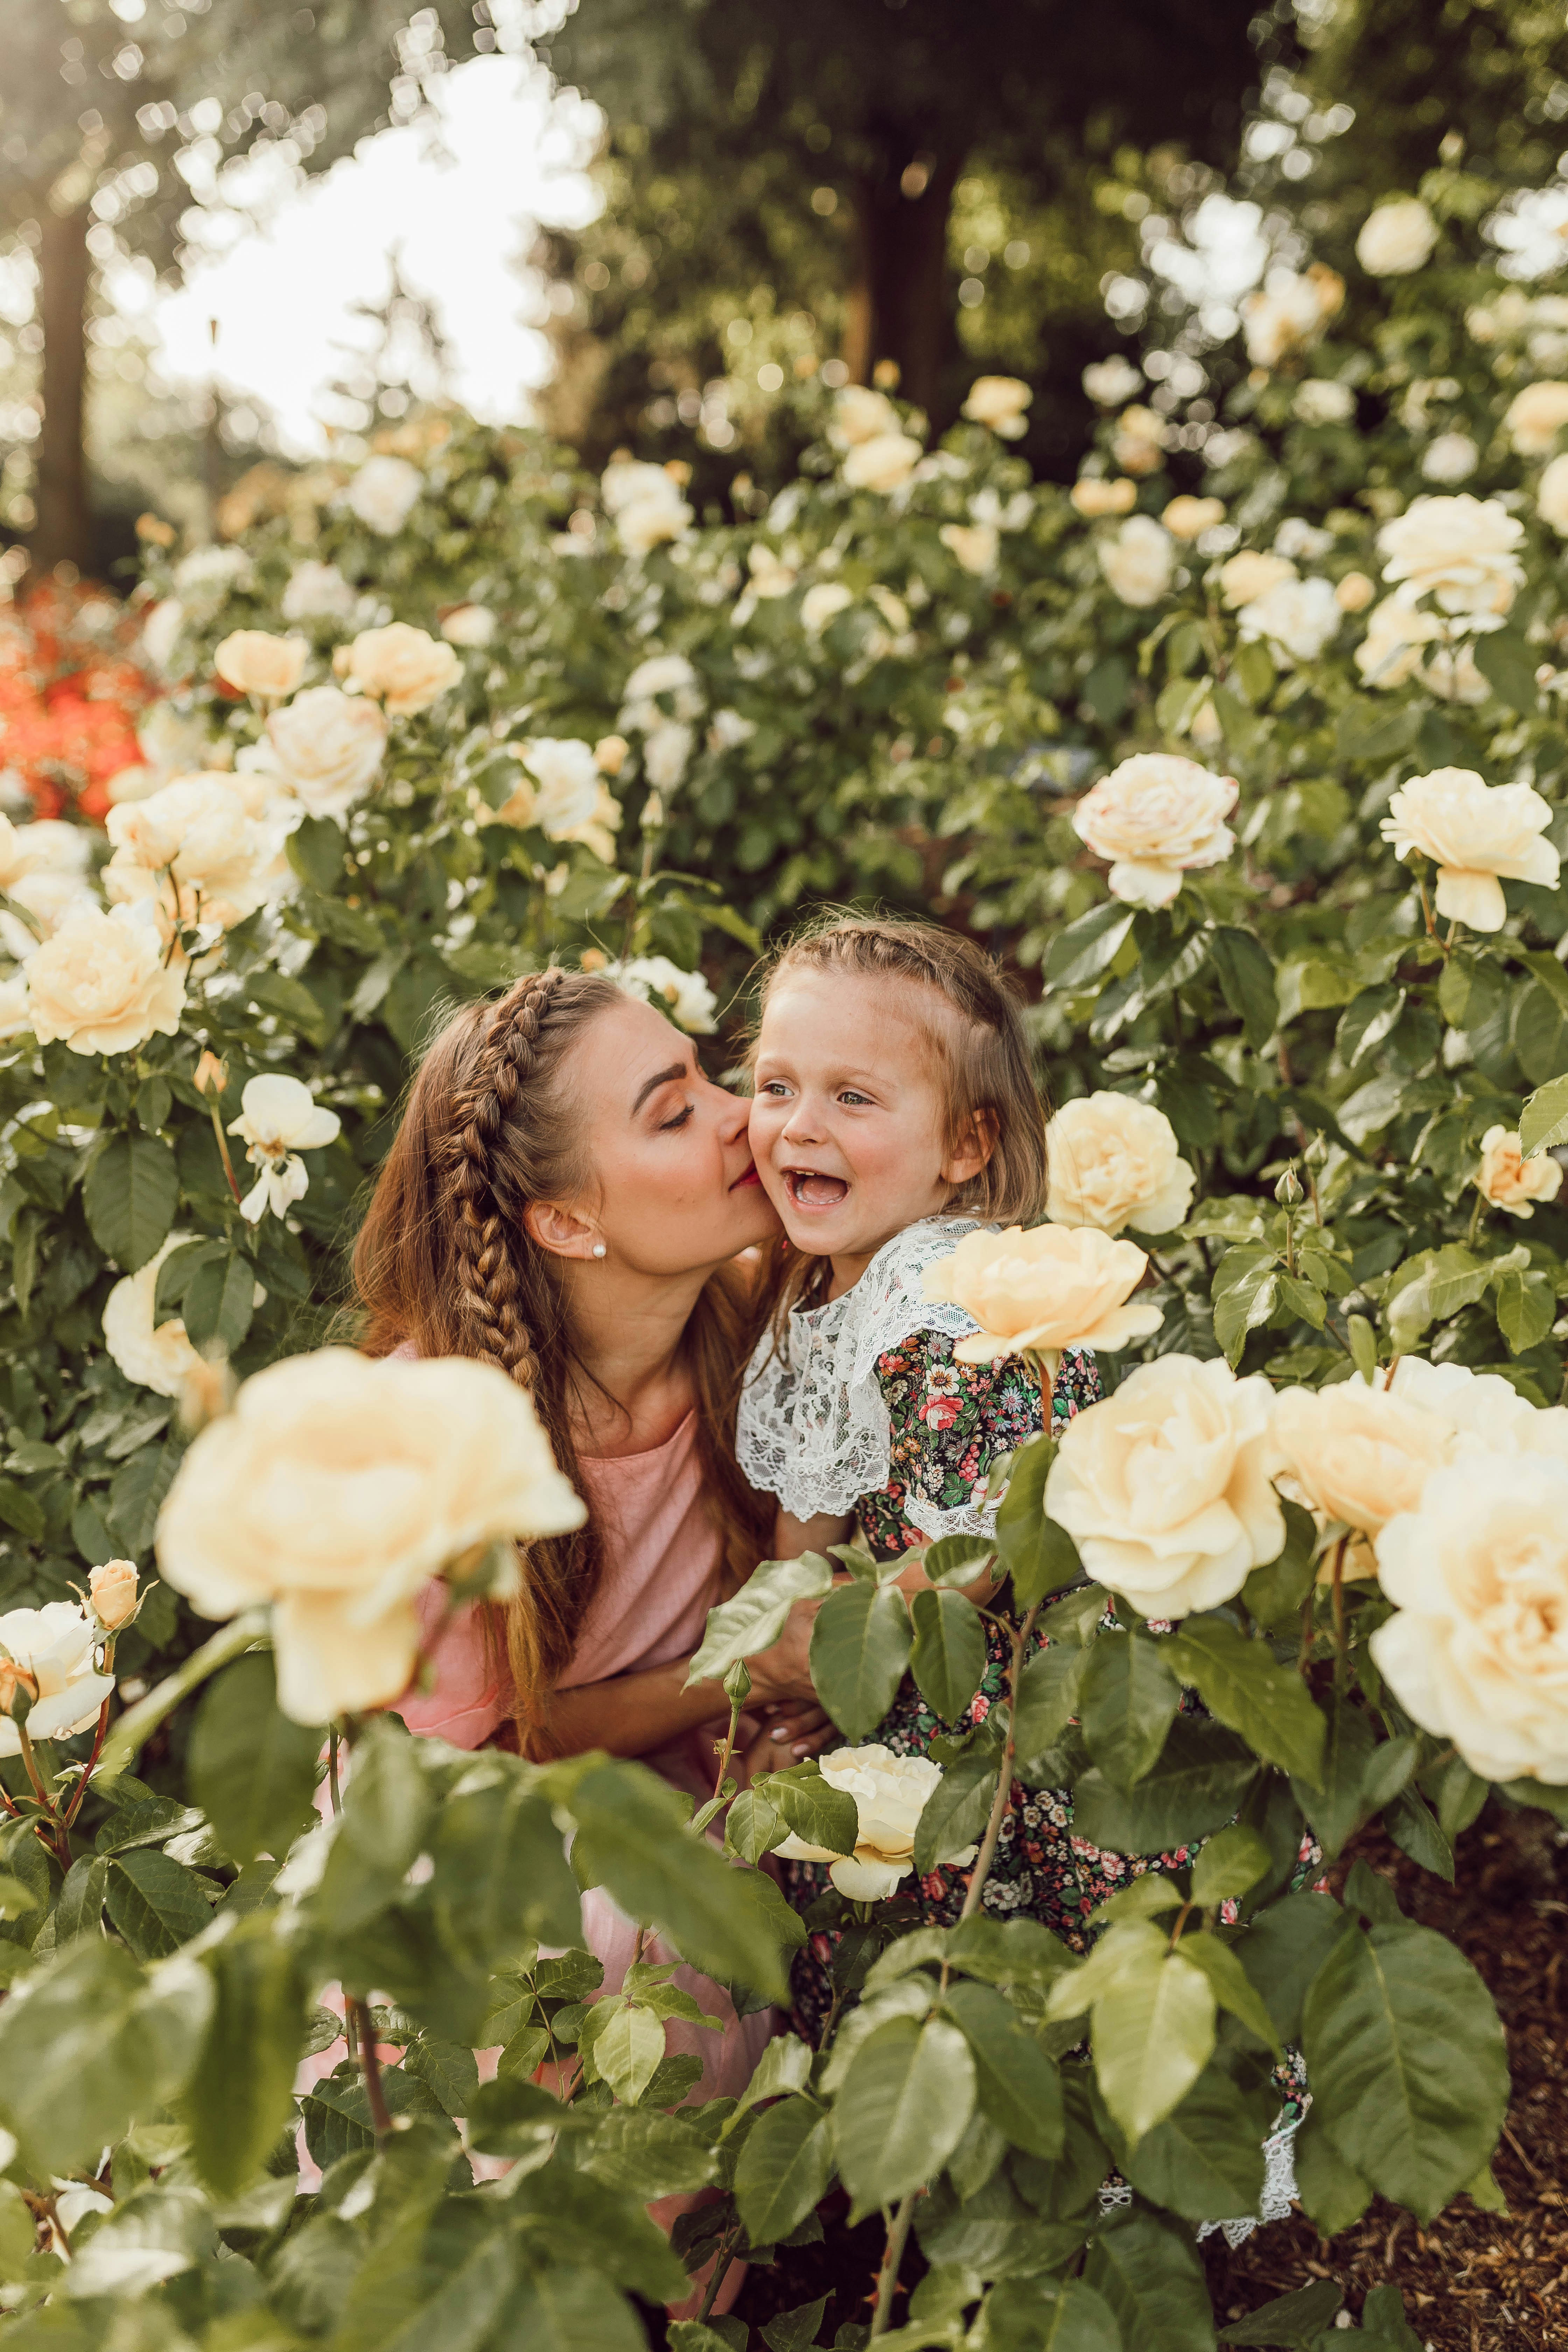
top-left (793, 1172), bottom-right (848, 1207)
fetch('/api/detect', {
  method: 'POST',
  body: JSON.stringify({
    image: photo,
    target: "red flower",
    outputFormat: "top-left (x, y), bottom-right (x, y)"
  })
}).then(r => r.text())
top-left (921, 1398), bottom-right (960, 1431)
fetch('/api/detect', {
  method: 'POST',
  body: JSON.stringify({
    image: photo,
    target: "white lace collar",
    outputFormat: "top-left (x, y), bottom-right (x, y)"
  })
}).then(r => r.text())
top-left (735, 1215), bottom-right (989, 1536)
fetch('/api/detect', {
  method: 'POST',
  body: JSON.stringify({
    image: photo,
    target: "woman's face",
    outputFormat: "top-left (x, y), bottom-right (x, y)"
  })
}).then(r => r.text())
top-left (562, 995), bottom-right (779, 1275)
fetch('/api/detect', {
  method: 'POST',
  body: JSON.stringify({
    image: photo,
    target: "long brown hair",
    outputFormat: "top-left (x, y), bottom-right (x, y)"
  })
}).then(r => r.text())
top-left (756, 914), bottom-right (1049, 1324)
top-left (352, 968), bottom-right (776, 1742)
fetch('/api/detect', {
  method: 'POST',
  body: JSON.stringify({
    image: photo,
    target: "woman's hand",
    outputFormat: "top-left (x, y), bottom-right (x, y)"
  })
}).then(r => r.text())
top-left (740, 1700), bottom-right (836, 1779)
top-left (745, 1593), bottom-right (825, 1706)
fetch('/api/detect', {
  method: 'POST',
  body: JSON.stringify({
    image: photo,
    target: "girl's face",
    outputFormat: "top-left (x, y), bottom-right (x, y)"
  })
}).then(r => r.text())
top-left (749, 969), bottom-right (984, 1290)
top-left (562, 995), bottom-right (779, 1275)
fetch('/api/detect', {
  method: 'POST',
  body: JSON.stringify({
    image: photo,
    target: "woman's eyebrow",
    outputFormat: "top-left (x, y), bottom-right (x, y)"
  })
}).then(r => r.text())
top-left (631, 1060), bottom-right (690, 1114)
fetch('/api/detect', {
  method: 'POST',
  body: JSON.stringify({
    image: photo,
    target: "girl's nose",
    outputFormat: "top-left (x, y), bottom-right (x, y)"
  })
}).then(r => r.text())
top-left (780, 1097), bottom-right (823, 1145)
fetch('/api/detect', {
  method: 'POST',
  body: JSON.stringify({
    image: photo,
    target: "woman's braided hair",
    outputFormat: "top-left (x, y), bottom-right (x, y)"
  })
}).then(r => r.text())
top-left (353, 966), bottom-right (775, 1745)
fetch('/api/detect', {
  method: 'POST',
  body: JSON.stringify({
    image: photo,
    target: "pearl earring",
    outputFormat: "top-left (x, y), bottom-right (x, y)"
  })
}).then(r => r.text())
top-left (592, 1242), bottom-right (607, 1259)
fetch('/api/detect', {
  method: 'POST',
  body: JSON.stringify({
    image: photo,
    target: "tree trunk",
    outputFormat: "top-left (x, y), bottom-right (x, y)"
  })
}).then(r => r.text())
top-left (32, 202), bottom-right (92, 578)
top-left (845, 139), bottom-right (963, 419)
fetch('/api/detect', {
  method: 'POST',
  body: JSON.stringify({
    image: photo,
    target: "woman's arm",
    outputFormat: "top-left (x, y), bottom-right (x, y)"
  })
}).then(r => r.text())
top-left (532, 1594), bottom-right (830, 1762)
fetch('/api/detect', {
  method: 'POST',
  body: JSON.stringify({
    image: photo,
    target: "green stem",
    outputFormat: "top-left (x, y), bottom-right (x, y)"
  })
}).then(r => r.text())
top-left (208, 1097), bottom-right (245, 1210)
top-left (869, 2189), bottom-right (922, 2337)
top-left (94, 1609), bottom-right (270, 1785)
top-left (1330, 1535), bottom-right (1350, 1695)
top-left (957, 1602), bottom-right (1040, 1927)
top-left (692, 2221), bottom-right (742, 2324)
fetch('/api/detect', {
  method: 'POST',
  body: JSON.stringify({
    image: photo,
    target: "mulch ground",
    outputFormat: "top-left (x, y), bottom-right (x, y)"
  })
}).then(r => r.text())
top-left (724, 1806), bottom-right (1568, 2348)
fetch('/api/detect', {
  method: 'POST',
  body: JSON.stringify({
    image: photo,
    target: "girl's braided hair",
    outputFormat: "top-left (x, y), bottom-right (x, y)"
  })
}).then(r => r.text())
top-left (353, 968), bottom-right (775, 1744)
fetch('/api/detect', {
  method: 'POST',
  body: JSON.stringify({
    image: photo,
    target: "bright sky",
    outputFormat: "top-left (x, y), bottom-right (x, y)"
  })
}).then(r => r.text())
top-left (127, 54), bottom-right (601, 456)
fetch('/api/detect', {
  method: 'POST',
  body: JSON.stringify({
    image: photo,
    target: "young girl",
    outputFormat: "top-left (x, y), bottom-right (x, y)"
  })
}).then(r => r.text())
top-left (736, 917), bottom-right (1168, 2039)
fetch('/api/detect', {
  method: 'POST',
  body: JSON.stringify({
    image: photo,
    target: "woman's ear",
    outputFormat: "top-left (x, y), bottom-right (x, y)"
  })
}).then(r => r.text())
top-left (941, 1108), bottom-right (999, 1188)
top-left (524, 1200), bottom-right (601, 1261)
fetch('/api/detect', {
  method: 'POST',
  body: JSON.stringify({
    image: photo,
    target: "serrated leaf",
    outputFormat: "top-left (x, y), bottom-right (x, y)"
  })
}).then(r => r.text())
top-left (1211, 1243), bottom-right (1281, 1367)
top-left (913, 1738), bottom-right (1001, 1873)
top-left (1209, 926), bottom-right (1279, 1050)
top-left (1158, 1617), bottom-right (1325, 1786)
top-left (1190, 1825), bottom-right (1273, 1907)
top-left (1073, 1717), bottom-right (1259, 1855)
top-left (1121, 2062), bottom-right (1269, 2222)
top-left (687, 1553), bottom-right (835, 1686)
top-left (1520, 1071), bottom-right (1568, 1158)
top-left (188, 1916), bottom-right (306, 2197)
top-left (82, 1131), bottom-right (180, 1272)
top-left (940, 1978), bottom-right (1063, 2158)
top-left (1046, 902), bottom-right (1136, 991)
top-left (105, 1848), bottom-right (213, 1959)
top-left (1082, 2205), bottom-right (1215, 2352)
top-left (761, 1763), bottom-right (858, 1857)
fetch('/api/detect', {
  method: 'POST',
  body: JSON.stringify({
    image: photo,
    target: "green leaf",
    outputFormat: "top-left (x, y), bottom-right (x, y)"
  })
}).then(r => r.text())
top-left (0, 1935), bottom-right (206, 2172)
top-left (733, 2094), bottom-right (836, 2245)
top-left (1046, 902), bottom-right (1136, 991)
top-left (721, 2030), bottom-right (814, 2137)
top-left (1013, 1641), bottom-right (1089, 1772)
top-left (1235, 1891), bottom-right (1349, 2043)
top-left (1474, 625), bottom-right (1539, 714)
top-left (189, 1652), bottom-right (321, 1868)
top-left (993, 1431), bottom-right (1055, 1604)
top-left (1083, 2207), bottom-right (1216, 2352)
top-left (431, 1773), bottom-right (586, 1957)
top-left (940, 1979), bottom-right (1064, 2158)
top-left (1090, 1942), bottom-right (1216, 2144)
top-left (923, 1534), bottom-right (997, 1588)
top-left (580, 2108), bottom-right (717, 2198)
top-left (1208, 926), bottom-right (1279, 1050)
top-left (1384, 1243), bottom-right (1492, 1353)
top-left (1383, 1787), bottom-right (1455, 1883)
top-left (105, 1848), bottom-right (214, 1959)
top-left (1215, 2279), bottom-right (1344, 2345)
top-left (1173, 1930), bottom-right (1281, 2056)
top-left (1191, 1825), bottom-right (1273, 1908)
top-left (1071, 1717), bottom-right (1259, 1855)
top-left (724, 1787), bottom-right (785, 1863)
top-left (981, 2277), bottom-right (1122, 2352)
top-left (834, 2015), bottom-right (976, 2214)
top-left (505, 2267), bottom-right (648, 2352)
top-left (181, 1250), bottom-right (257, 1353)
top-left (913, 1738), bottom-right (1002, 1872)
top-left (686, 1553), bottom-right (835, 1686)
top-left (809, 1578), bottom-right (912, 1741)
top-left (1292, 2101), bottom-right (1370, 2235)
top-left (108, 1434), bottom-right (182, 1557)
top-left (1290, 1692), bottom-right (1376, 1861)
top-left (910, 1587), bottom-right (988, 1725)
top-left (82, 1131), bottom-right (180, 1272)
top-left (0, 1475), bottom-right (45, 1542)
top-left (1494, 1264), bottom-right (1556, 1356)
top-left (762, 1762), bottom-right (858, 1857)
top-left (1079, 1631), bottom-right (1182, 1789)
top-left (53, 1855), bottom-right (108, 1942)
top-left (582, 2000), bottom-right (665, 2103)
top-left (1510, 977), bottom-right (1568, 1088)
top-left (402, 2035), bottom-right (481, 2119)
top-left (1520, 1071), bottom-right (1568, 1158)
top-left (1239, 1499), bottom-right (1316, 1630)
top-left (287, 814), bottom-right (348, 895)
top-left (1211, 1244), bottom-right (1281, 1368)
top-left (1158, 1618), bottom-right (1324, 1786)
top-left (1121, 2063), bottom-right (1268, 2222)
top-left (1301, 1918), bottom-right (1510, 2220)
top-left (188, 1915), bottom-right (306, 2197)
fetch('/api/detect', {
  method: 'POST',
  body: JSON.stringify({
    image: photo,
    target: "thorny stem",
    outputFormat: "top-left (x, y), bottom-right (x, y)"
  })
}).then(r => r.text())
top-left (693, 2221), bottom-right (742, 2324)
top-left (348, 1997), bottom-right (393, 2140)
top-left (869, 2189), bottom-right (923, 2337)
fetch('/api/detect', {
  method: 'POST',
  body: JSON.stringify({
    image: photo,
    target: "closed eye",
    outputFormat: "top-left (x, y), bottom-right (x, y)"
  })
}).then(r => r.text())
top-left (659, 1104), bottom-right (694, 1131)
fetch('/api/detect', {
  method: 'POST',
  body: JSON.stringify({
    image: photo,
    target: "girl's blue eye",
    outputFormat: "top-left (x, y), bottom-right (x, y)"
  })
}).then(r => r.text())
top-left (839, 1090), bottom-right (872, 1107)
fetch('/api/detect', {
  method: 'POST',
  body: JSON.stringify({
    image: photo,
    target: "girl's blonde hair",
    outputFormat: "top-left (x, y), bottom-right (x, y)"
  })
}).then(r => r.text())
top-left (757, 914), bottom-right (1047, 1311)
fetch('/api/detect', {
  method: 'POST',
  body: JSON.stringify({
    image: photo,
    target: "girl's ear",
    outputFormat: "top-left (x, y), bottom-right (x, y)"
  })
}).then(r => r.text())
top-left (941, 1107), bottom-right (999, 1187)
top-left (524, 1200), bottom-right (600, 1261)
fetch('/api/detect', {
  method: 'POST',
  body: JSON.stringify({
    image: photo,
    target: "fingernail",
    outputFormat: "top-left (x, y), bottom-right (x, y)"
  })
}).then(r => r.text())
top-left (792, 1742), bottom-right (809, 1757)
top-left (772, 1727), bottom-right (789, 1741)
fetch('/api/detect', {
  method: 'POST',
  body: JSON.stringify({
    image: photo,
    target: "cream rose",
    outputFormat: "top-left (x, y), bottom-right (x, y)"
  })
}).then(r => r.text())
top-left (264, 685), bottom-right (387, 820)
top-left (27, 903), bottom-right (186, 1058)
top-left (643, 722), bottom-right (693, 791)
top-left (843, 432), bottom-right (922, 493)
top-left (1353, 594), bottom-right (1441, 688)
top-left (620, 651), bottom-right (704, 731)
top-left (1082, 356), bottom-right (1143, 407)
top-left (1505, 380), bottom-right (1568, 457)
top-left (1237, 576), bottom-right (1341, 664)
top-left (602, 458), bottom-right (695, 556)
top-left (1336, 571), bottom-right (1375, 613)
top-left (89, 1560), bottom-right (139, 1632)
top-left (1422, 432), bottom-right (1479, 487)
top-left (1241, 265), bottom-right (1343, 369)
top-left (1046, 1093), bottom-right (1195, 1237)
top-left (0, 816), bottom-right (90, 896)
top-left (155, 1347), bottom-right (586, 1723)
top-left (607, 954), bottom-right (717, 1036)
top-left (1044, 1355), bottom-right (1283, 1618)
top-left (1385, 1357), bottom-right (1568, 1463)
top-left (105, 774), bottom-right (287, 932)
top-left (1219, 550), bottom-right (1296, 609)
top-left (1379, 766), bottom-right (1558, 932)
top-left (747, 544), bottom-right (798, 598)
top-left (939, 523), bottom-right (999, 575)
top-left (923, 1223), bottom-right (1162, 1365)
top-left (1356, 197), bottom-right (1438, 276)
top-left (1071, 477), bottom-right (1137, 519)
top-left (1377, 495), bottom-right (1525, 620)
top-left (214, 630), bottom-right (308, 700)
top-left (229, 1073), bottom-right (342, 1225)
top-left (772, 1745), bottom-right (966, 1899)
top-left (1098, 515), bottom-right (1175, 607)
top-left (440, 604), bottom-right (496, 648)
top-left (0, 868), bottom-right (97, 964)
top-left (1162, 496), bottom-right (1225, 542)
top-left (102, 1234), bottom-right (204, 1395)
top-left (512, 738), bottom-right (604, 834)
top-left (281, 561), bottom-right (356, 625)
top-left (801, 581), bottom-right (855, 634)
top-left (595, 734), bottom-right (630, 777)
top-left (1273, 1380), bottom-right (1453, 1540)
top-left (0, 975), bottom-right (31, 1041)
top-left (832, 386), bottom-right (902, 446)
top-left (1537, 453), bottom-right (1568, 535)
top-left (1370, 1457), bottom-right (1568, 1784)
top-left (1476, 1125), bottom-right (1565, 1218)
top-left (1295, 380), bottom-right (1356, 426)
top-left (1111, 405), bottom-right (1165, 475)
top-left (345, 623), bottom-right (463, 716)
top-left (0, 1603), bottom-right (115, 1752)
top-left (961, 376), bottom-right (1032, 438)
top-left (1072, 753), bottom-right (1238, 908)
top-left (345, 454), bottom-right (423, 535)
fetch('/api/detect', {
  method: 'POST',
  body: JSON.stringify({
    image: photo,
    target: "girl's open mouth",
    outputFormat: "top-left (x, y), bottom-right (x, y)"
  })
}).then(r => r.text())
top-left (785, 1169), bottom-right (849, 1208)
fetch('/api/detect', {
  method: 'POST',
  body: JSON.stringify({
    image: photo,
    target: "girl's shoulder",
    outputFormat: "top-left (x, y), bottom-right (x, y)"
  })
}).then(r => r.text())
top-left (844, 1215), bottom-right (990, 1389)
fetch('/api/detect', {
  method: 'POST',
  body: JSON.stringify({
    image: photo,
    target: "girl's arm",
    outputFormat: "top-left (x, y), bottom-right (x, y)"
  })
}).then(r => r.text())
top-left (774, 1506), bottom-right (852, 1560)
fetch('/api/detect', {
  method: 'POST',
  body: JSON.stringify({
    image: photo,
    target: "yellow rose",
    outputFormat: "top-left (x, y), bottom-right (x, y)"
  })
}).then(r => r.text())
top-left (1537, 453), bottom-right (1568, 536)
top-left (1161, 496), bottom-right (1225, 542)
top-left (1043, 1354), bottom-right (1283, 1618)
top-left (1371, 1457), bottom-right (1568, 1783)
top-left (88, 1560), bottom-right (139, 1632)
top-left (1071, 477), bottom-right (1138, 519)
top-left (842, 432), bottom-right (922, 493)
top-left (156, 1347), bottom-right (586, 1724)
top-left (831, 385), bottom-right (902, 446)
top-left (1353, 594), bottom-right (1441, 690)
top-left (1219, 550), bottom-right (1296, 609)
top-left (1046, 1093), bottom-right (1195, 1237)
top-left (961, 376), bottom-right (1032, 438)
top-left (213, 630), bottom-right (308, 700)
top-left (1476, 1125), bottom-right (1565, 1219)
top-left (102, 1234), bottom-right (204, 1394)
top-left (594, 733), bottom-right (630, 776)
top-left (1071, 753), bottom-right (1238, 908)
top-left (1379, 766), bottom-right (1558, 932)
top-left (26, 903), bottom-right (186, 1058)
top-left (922, 1223), bottom-right (1161, 1365)
top-left (0, 1603), bottom-right (114, 1751)
top-left (1505, 380), bottom-right (1568, 457)
top-left (1273, 1380), bottom-right (1453, 1540)
top-left (345, 623), bottom-right (464, 716)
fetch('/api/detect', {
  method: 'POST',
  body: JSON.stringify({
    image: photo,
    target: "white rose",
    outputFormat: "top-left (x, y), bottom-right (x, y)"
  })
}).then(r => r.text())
top-left (1536, 452), bottom-right (1568, 534)
top-left (1237, 576), bottom-right (1342, 664)
top-left (265, 686), bottom-right (387, 820)
top-left (1111, 405), bottom-right (1165, 475)
top-left (1380, 766), bottom-right (1558, 932)
top-left (801, 581), bottom-right (855, 634)
top-left (707, 707), bottom-right (756, 752)
top-left (610, 954), bottom-right (718, 1035)
top-left (105, 774), bottom-right (287, 931)
top-left (1476, 1125), bottom-right (1566, 1219)
top-left (602, 459), bottom-right (693, 555)
top-left (27, 903), bottom-right (186, 1057)
top-left (173, 544), bottom-right (252, 609)
top-left (1241, 265), bottom-right (1343, 369)
top-left (1377, 494), bottom-right (1525, 620)
top-left (923, 1223), bottom-right (1162, 1364)
top-left (1219, 550), bottom-right (1297, 609)
top-left (0, 819), bottom-right (91, 891)
top-left (155, 1346), bottom-right (586, 1724)
top-left (1072, 753), bottom-right (1238, 907)
top-left (281, 562), bottom-right (357, 625)
top-left (1071, 477), bottom-right (1137, 519)
top-left (229, 1073), bottom-right (342, 1226)
top-left (1356, 198), bottom-right (1438, 276)
top-left (514, 738), bottom-right (603, 834)
top-left (1505, 380), bottom-right (1568, 456)
top-left (1370, 1457), bottom-right (1568, 1784)
top-left (1419, 642), bottom-right (1490, 706)
top-left (214, 630), bottom-right (308, 700)
top-left (622, 651), bottom-right (702, 715)
top-left (1046, 1093), bottom-right (1196, 1237)
top-left (939, 523), bottom-right (999, 575)
top-left (773, 1745), bottom-right (966, 1899)
top-left (842, 433), bottom-right (922, 493)
top-left (1421, 432), bottom-right (1479, 486)
top-left (345, 623), bottom-right (463, 716)
top-left (961, 376), bottom-right (1032, 438)
top-left (831, 386), bottom-right (902, 446)
top-left (1275, 518), bottom-right (1334, 562)
top-left (141, 598), bottom-right (185, 674)
top-left (643, 721), bottom-right (694, 790)
top-left (1295, 379), bottom-right (1355, 425)
top-left (440, 604), bottom-right (496, 648)
top-left (1273, 1380), bottom-right (1454, 1541)
top-left (1098, 514), bottom-right (1175, 607)
top-left (103, 1234), bottom-right (204, 1396)
top-left (1161, 496), bottom-right (1226, 542)
top-left (345, 454), bottom-right (423, 536)
top-left (1044, 1355), bottom-right (1283, 1619)
top-left (0, 1602), bottom-right (114, 1753)
top-left (1082, 356), bottom-right (1143, 407)
top-left (1354, 595), bottom-right (1441, 689)
top-left (747, 544), bottom-right (798, 598)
